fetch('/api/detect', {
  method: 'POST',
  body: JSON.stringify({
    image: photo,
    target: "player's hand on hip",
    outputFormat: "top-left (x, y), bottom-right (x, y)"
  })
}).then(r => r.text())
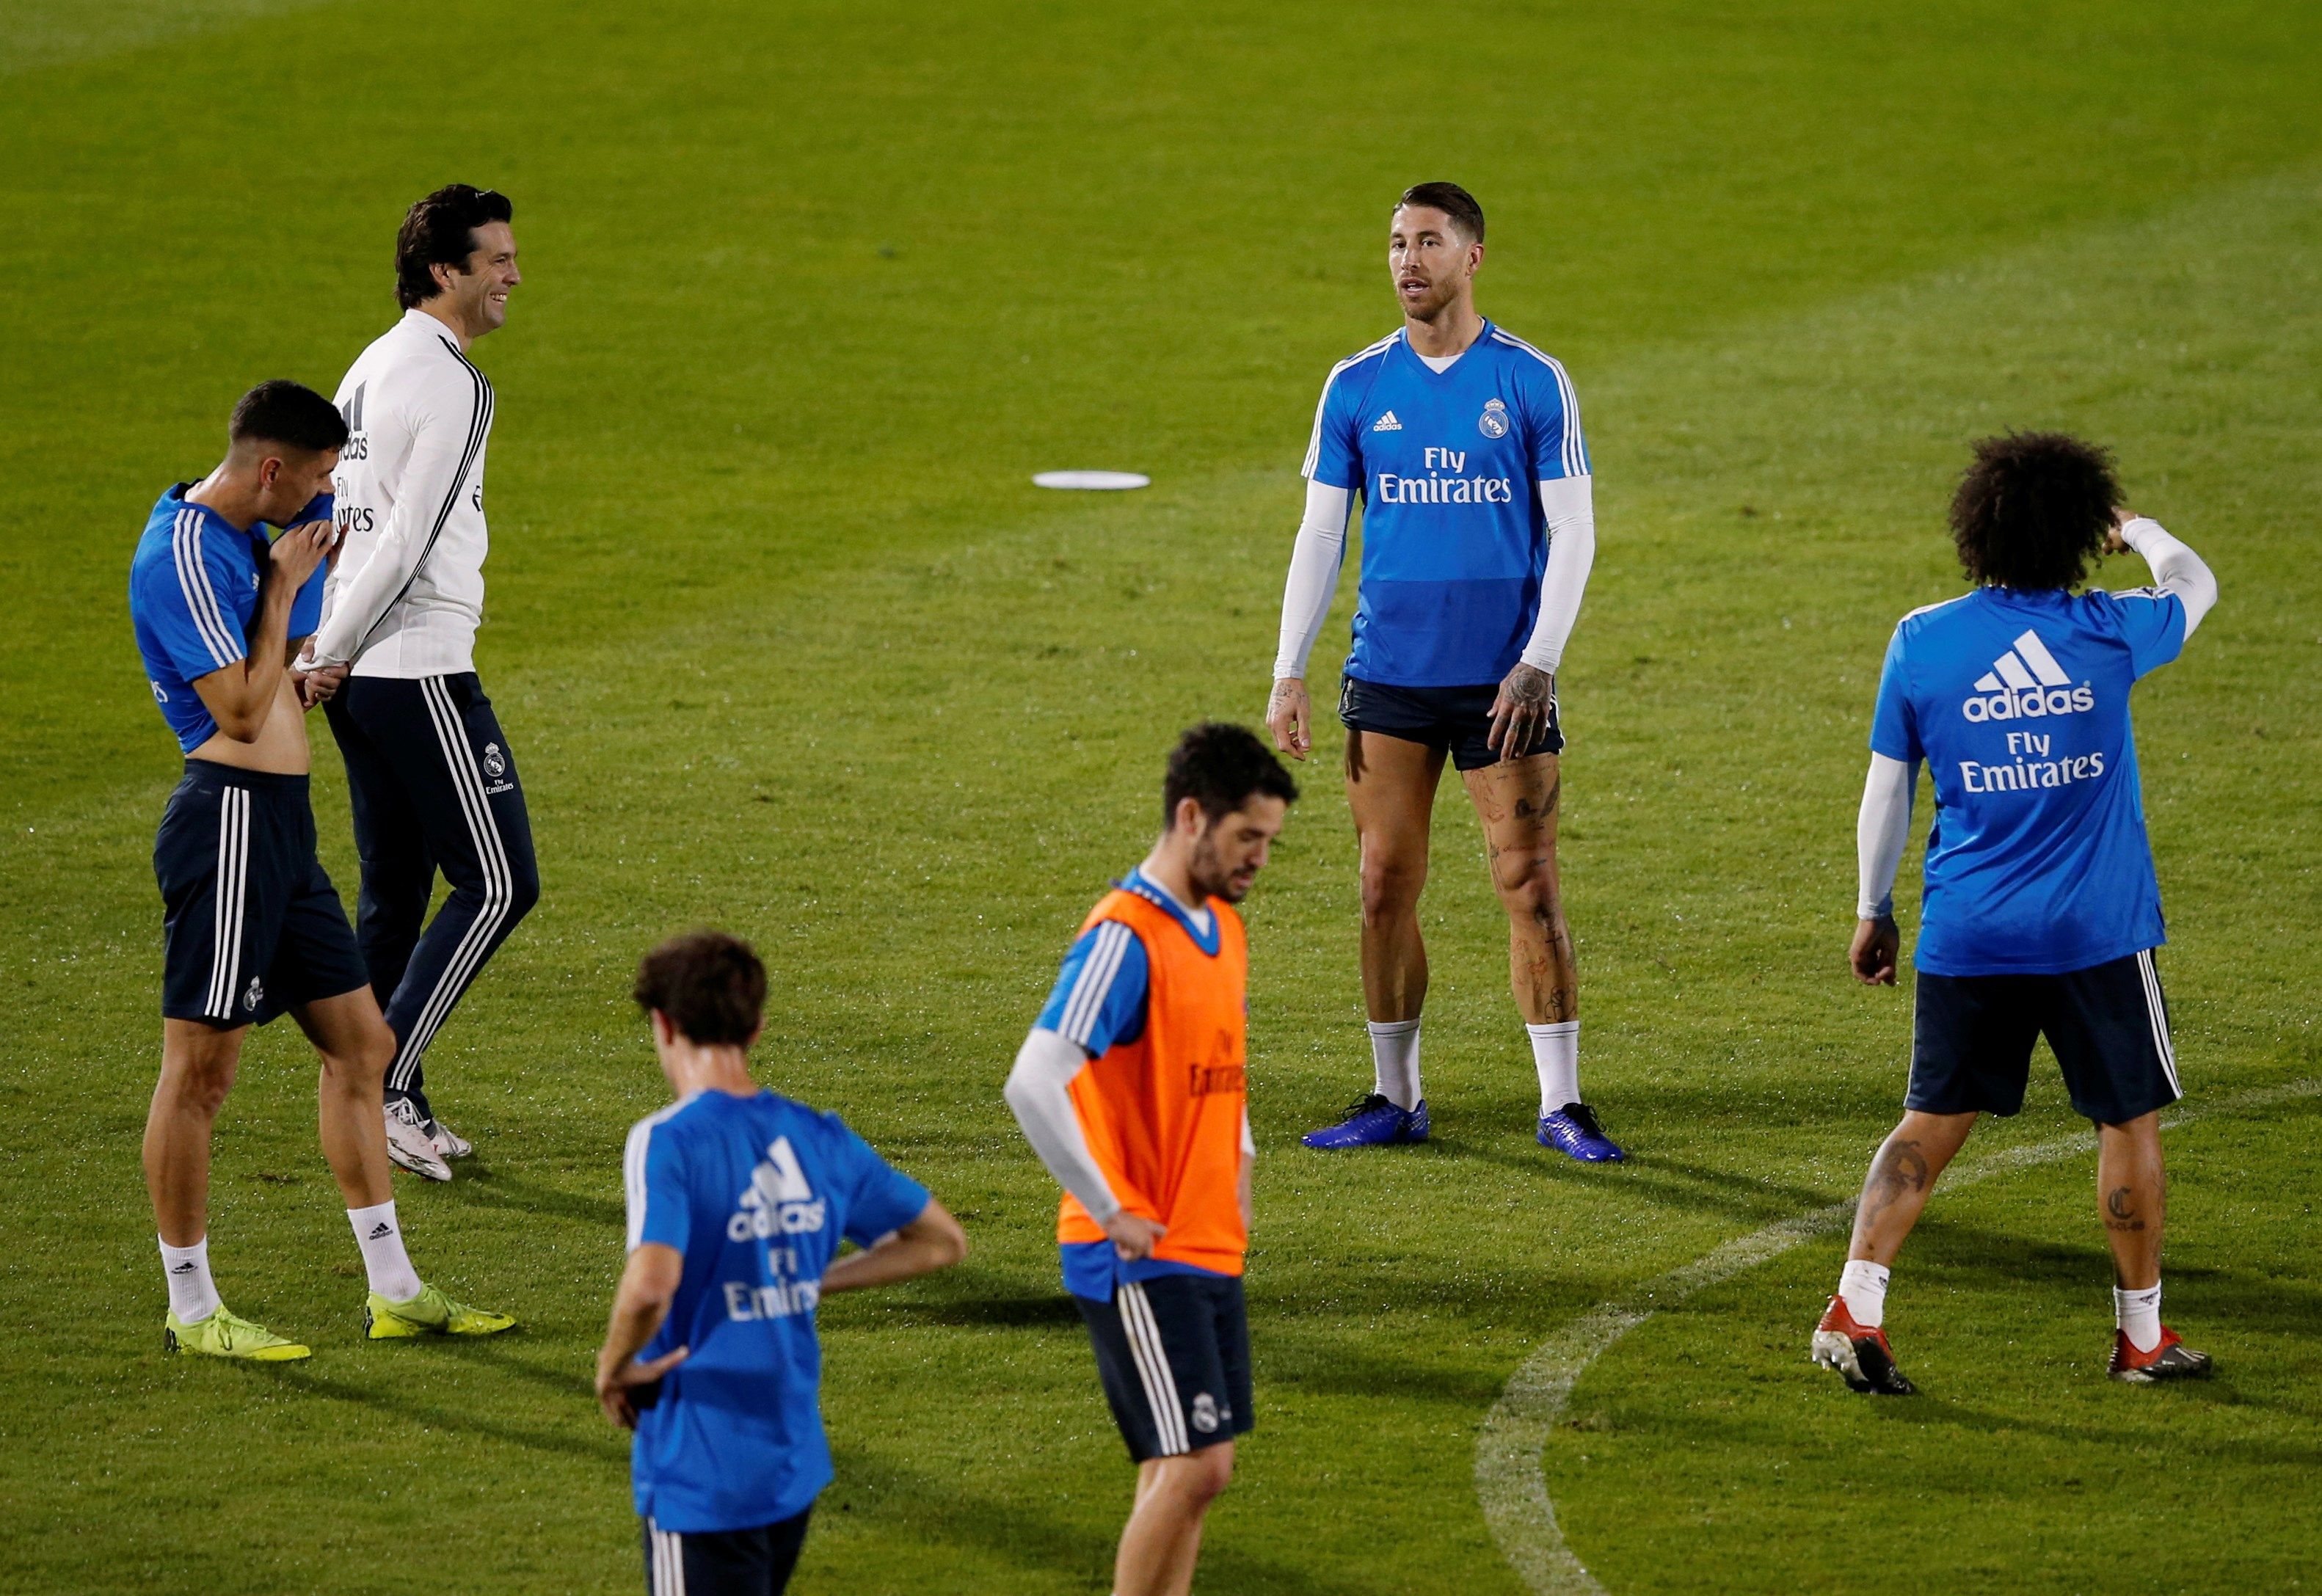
top-left (1267, 677), bottom-right (1313, 761)
top-left (268, 518), bottom-right (335, 586)
top-left (1488, 663), bottom-right (1555, 758)
top-left (1102, 1211), bottom-right (1167, 1261)
top-left (596, 1344), bottom-right (688, 1430)
top-left (1849, 915), bottom-right (1901, 986)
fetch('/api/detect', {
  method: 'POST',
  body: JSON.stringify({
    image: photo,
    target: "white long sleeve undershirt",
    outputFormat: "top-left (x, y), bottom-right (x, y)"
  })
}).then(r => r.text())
top-left (1002, 1028), bottom-right (1256, 1227)
top-left (1856, 754), bottom-right (1915, 920)
top-left (1004, 1028), bottom-right (1121, 1222)
top-left (1523, 475), bottom-right (1597, 673)
top-left (1271, 476), bottom-right (1597, 680)
top-left (1852, 519), bottom-right (2216, 920)
top-left (2118, 517), bottom-right (2217, 637)
top-left (1271, 480), bottom-right (1353, 680)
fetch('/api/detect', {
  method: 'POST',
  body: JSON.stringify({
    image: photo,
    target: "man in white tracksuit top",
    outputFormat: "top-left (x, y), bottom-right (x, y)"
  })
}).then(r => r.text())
top-left (309, 185), bottom-right (538, 1181)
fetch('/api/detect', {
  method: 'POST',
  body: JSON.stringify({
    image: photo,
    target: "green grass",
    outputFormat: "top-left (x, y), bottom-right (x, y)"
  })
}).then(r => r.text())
top-left (3, 1), bottom-right (2320, 1591)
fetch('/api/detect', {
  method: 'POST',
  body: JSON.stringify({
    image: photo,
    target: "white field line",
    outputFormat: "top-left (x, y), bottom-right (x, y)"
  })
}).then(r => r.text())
top-left (1474, 1078), bottom-right (2322, 1595)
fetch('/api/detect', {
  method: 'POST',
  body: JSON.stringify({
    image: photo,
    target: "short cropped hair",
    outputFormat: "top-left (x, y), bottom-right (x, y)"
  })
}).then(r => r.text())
top-left (1162, 723), bottom-right (1299, 830)
top-left (633, 930), bottom-right (768, 1046)
top-left (228, 379), bottom-right (349, 453)
top-left (1950, 432), bottom-right (2120, 591)
top-left (1394, 181), bottom-right (1485, 244)
top-left (395, 184), bottom-right (514, 310)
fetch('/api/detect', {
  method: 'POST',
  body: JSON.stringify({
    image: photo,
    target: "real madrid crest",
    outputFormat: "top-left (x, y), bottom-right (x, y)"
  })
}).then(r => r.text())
top-left (482, 743), bottom-right (507, 779)
top-left (1479, 397), bottom-right (1510, 439)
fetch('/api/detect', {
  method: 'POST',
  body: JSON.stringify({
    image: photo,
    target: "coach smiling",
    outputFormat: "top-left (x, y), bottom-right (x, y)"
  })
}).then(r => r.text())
top-left (310, 185), bottom-right (539, 1178)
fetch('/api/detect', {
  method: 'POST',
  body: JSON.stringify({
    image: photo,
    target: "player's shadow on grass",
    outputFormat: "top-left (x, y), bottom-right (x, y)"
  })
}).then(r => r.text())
top-left (852, 1290), bottom-right (1085, 1330)
top-left (272, 1364), bottom-right (627, 1465)
top-left (1889, 1393), bottom-right (2322, 1468)
top-left (435, 1165), bottom-right (625, 1229)
top-left (829, 1446), bottom-right (1388, 1595)
top-left (1437, 1133), bottom-right (1844, 1225)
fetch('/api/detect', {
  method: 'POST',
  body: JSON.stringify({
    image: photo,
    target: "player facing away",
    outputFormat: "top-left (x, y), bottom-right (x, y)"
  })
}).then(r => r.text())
top-left (597, 931), bottom-right (967, 1596)
top-left (1815, 434), bottom-right (2220, 1395)
top-left (1004, 724), bottom-right (1296, 1596)
top-left (128, 382), bottom-right (514, 1360)
top-left (1267, 182), bottom-right (1618, 1161)
top-left (310, 185), bottom-right (539, 1181)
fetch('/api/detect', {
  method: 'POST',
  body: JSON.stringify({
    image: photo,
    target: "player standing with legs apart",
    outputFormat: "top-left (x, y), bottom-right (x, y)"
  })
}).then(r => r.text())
top-left (1004, 725), bottom-right (1296, 1596)
top-left (598, 932), bottom-right (967, 1595)
top-left (1267, 183), bottom-right (1618, 1161)
top-left (310, 185), bottom-right (539, 1179)
top-left (131, 382), bottom-right (514, 1359)
top-left (1815, 434), bottom-right (2219, 1394)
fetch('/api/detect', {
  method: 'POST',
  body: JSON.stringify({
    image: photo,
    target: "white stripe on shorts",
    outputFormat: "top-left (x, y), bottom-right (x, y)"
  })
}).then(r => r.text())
top-left (204, 787), bottom-right (250, 1019)
top-left (1118, 1281), bottom-right (1187, 1455)
top-left (2136, 949), bottom-right (2180, 1098)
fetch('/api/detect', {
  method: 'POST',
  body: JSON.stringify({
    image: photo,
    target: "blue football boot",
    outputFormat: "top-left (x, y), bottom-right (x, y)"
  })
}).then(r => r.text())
top-left (1302, 1093), bottom-right (1429, 1149)
top-left (1537, 1101), bottom-right (1623, 1162)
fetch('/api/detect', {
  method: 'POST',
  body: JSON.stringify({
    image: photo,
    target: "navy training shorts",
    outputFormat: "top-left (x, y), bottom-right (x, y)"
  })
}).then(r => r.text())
top-left (155, 761), bottom-right (368, 1027)
top-left (1907, 950), bottom-right (2181, 1125)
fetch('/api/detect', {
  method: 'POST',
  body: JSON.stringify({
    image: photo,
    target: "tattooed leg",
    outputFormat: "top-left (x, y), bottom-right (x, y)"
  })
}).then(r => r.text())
top-left (1464, 754), bottom-right (1576, 1024)
top-left (1847, 1111), bottom-right (1977, 1265)
top-left (2096, 1110), bottom-right (2166, 1289)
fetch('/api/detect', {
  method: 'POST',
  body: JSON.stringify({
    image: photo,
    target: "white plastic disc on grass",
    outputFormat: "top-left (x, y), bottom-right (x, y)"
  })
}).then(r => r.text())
top-left (1033, 470), bottom-right (1150, 490)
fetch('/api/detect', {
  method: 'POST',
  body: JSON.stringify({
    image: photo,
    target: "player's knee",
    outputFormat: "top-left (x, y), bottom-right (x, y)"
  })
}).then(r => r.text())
top-left (1491, 848), bottom-right (1559, 914)
top-left (1358, 854), bottom-right (1425, 922)
top-left (171, 1054), bottom-right (237, 1115)
top-left (322, 1024), bottom-right (394, 1087)
top-left (1182, 1444), bottom-right (1234, 1502)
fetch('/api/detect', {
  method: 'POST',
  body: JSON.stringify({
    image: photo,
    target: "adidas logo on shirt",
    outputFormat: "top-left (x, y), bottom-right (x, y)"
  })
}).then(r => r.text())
top-left (1962, 629), bottom-right (2095, 722)
top-left (727, 1137), bottom-right (826, 1240)
top-left (1372, 411), bottom-right (1402, 431)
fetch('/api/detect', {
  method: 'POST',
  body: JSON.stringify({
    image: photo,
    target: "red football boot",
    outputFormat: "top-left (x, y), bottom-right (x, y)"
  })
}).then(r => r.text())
top-left (1810, 1295), bottom-right (1916, 1395)
top-left (2108, 1324), bottom-right (2213, 1384)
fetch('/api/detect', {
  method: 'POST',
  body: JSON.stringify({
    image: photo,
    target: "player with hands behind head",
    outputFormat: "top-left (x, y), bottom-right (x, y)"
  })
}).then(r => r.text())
top-left (1821, 433), bottom-right (2219, 1395)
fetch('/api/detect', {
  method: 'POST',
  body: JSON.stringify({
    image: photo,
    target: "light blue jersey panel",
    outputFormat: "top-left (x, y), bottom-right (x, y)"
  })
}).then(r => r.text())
top-left (1871, 585), bottom-right (2185, 977)
top-left (129, 486), bottom-right (333, 752)
top-left (1304, 323), bottom-right (1588, 687)
top-left (625, 1090), bottom-right (929, 1534)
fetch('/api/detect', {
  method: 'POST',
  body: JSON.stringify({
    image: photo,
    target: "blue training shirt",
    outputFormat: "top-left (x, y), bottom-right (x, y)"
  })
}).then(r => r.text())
top-left (1871, 583), bottom-right (2187, 977)
top-left (1034, 869), bottom-right (1233, 1302)
top-left (128, 486), bottom-right (332, 752)
top-left (1304, 322), bottom-right (1588, 688)
top-left (624, 1089), bottom-right (931, 1534)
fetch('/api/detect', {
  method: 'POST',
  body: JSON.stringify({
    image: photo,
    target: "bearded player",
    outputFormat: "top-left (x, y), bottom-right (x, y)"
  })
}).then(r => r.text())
top-left (1004, 724), bottom-right (1296, 1596)
top-left (1267, 182), bottom-right (1618, 1161)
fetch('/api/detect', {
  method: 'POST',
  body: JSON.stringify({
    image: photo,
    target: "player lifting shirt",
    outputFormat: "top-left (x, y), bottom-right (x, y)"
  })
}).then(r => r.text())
top-left (1268, 182), bottom-right (1619, 1160)
top-left (128, 381), bottom-right (512, 1360)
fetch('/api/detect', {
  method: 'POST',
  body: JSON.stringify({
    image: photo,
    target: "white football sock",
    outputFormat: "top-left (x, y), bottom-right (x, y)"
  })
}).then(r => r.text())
top-left (160, 1236), bottom-right (220, 1324)
top-left (1368, 1019), bottom-right (1423, 1110)
top-left (1527, 1021), bottom-right (1580, 1114)
top-left (1838, 1258), bottom-right (1890, 1328)
top-left (2114, 1280), bottom-right (2162, 1354)
top-left (349, 1201), bottom-right (423, 1302)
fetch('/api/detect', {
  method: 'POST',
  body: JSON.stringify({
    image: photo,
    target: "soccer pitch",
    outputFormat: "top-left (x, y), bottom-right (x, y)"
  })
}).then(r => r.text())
top-left (4, 0), bottom-right (2321, 1589)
